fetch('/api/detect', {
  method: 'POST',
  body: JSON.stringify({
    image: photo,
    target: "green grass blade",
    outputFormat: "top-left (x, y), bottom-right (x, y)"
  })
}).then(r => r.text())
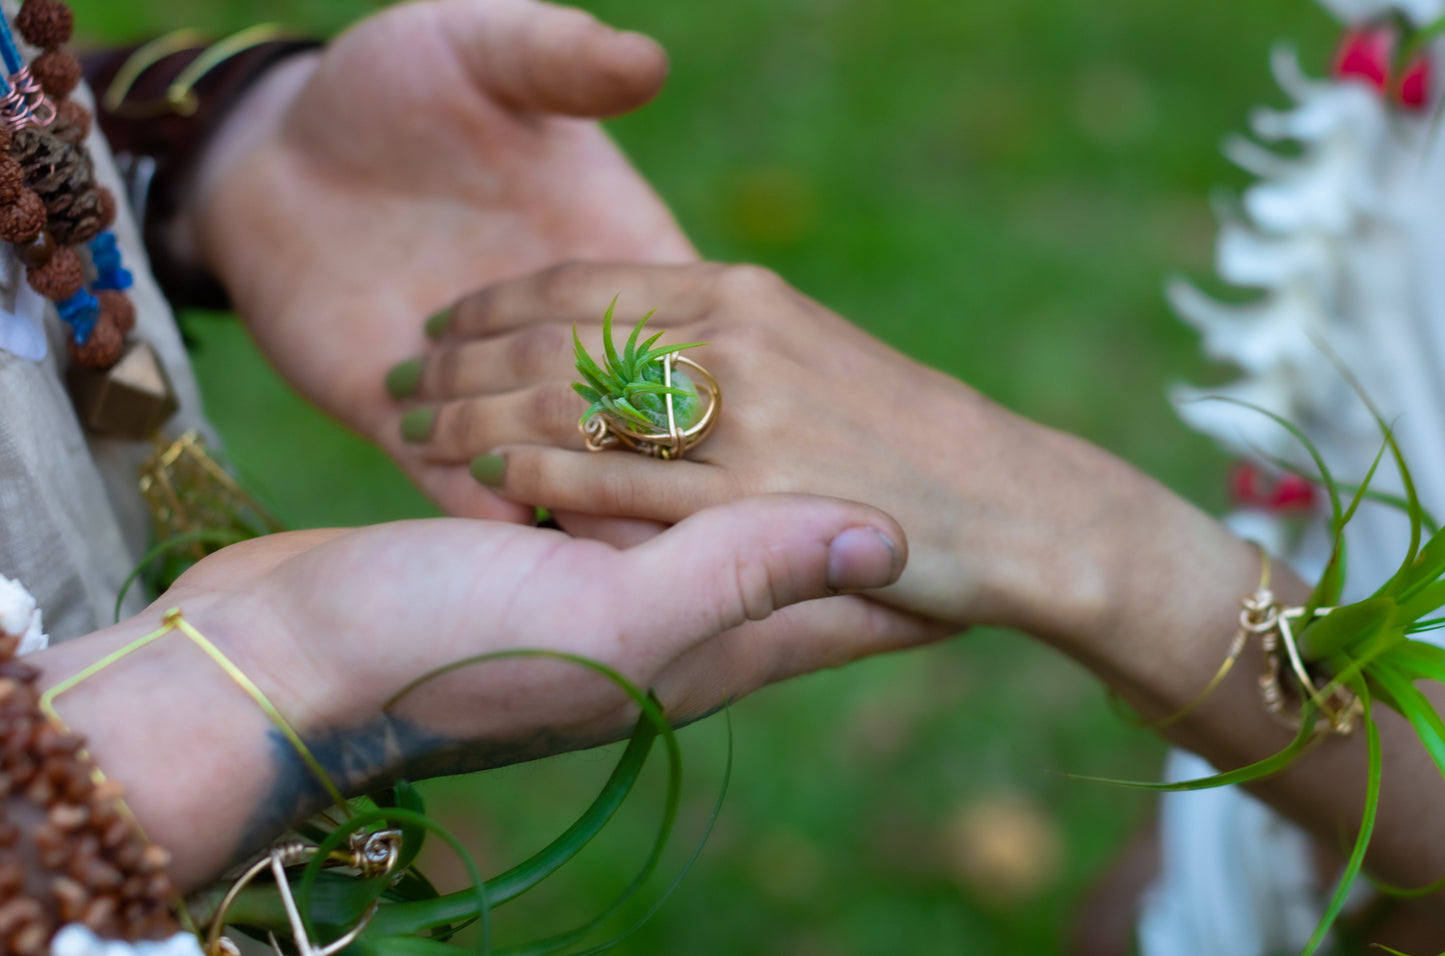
top-left (1061, 713), bottom-right (1319, 792)
top-left (1301, 684), bottom-right (1380, 956)
top-left (378, 651), bottom-right (683, 951)
top-left (114, 529), bottom-right (248, 623)
top-left (368, 721), bottom-right (658, 935)
top-left (556, 708), bottom-right (736, 956)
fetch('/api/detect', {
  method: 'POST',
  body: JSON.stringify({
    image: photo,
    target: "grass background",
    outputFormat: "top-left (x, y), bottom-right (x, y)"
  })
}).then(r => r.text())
top-left (69, 0), bottom-right (1338, 952)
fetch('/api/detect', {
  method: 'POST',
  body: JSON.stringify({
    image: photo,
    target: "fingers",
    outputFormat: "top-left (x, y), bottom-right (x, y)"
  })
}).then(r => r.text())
top-left (612, 494), bottom-right (908, 643)
top-left (391, 325), bottom-right (593, 401)
top-left (400, 385), bottom-right (589, 460)
top-left (439, 0), bottom-right (669, 118)
top-left (476, 444), bottom-right (738, 523)
top-left (652, 597), bottom-right (952, 720)
top-left (436, 262), bottom-right (723, 340)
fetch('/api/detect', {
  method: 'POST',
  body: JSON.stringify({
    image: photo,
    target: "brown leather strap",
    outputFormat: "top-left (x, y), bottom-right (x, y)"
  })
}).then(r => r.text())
top-left (82, 37), bottom-right (321, 311)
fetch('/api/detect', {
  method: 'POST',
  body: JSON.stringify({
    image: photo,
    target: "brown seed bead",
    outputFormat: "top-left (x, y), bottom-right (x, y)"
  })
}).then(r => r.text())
top-left (30, 49), bottom-right (80, 100)
top-left (0, 190), bottom-right (46, 244)
top-left (67, 314), bottom-right (123, 369)
top-left (0, 898), bottom-right (42, 935)
top-left (27, 245), bottom-right (83, 300)
top-left (12, 920), bottom-right (51, 956)
top-left (0, 156), bottom-right (25, 205)
top-left (96, 290), bottom-right (135, 335)
top-left (15, 0), bottom-right (74, 49)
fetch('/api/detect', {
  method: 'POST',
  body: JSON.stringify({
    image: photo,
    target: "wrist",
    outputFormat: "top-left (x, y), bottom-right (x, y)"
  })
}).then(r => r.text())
top-left (30, 597), bottom-right (305, 888)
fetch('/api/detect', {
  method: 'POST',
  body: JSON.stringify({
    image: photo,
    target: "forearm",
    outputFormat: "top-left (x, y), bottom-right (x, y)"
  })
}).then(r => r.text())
top-left (29, 598), bottom-right (281, 889)
top-left (1031, 442), bottom-right (1445, 887)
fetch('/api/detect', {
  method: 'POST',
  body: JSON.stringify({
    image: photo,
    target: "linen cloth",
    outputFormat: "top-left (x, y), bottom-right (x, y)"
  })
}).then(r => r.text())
top-left (0, 0), bottom-right (212, 641)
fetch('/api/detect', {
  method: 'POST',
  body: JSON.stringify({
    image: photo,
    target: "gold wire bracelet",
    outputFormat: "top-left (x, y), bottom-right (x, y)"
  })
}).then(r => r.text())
top-left (103, 24), bottom-right (307, 119)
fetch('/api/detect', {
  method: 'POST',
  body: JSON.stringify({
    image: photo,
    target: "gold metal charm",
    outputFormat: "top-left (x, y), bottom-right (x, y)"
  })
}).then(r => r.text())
top-left (581, 354), bottom-right (721, 460)
top-left (140, 431), bottom-right (283, 560)
top-left (205, 828), bottom-right (404, 956)
top-left (1244, 595), bottom-right (1362, 737)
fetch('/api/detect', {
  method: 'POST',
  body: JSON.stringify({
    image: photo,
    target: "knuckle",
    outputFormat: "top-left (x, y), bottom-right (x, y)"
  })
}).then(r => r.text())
top-left (596, 466), bottom-right (645, 516)
top-left (714, 264), bottom-right (784, 302)
top-left (531, 383), bottom-right (582, 440)
top-left (440, 401), bottom-right (481, 452)
top-left (537, 260), bottom-right (592, 308)
top-left (509, 325), bottom-right (570, 378)
top-left (431, 347), bottom-right (461, 395)
top-left (731, 546), bottom-right (782, 624)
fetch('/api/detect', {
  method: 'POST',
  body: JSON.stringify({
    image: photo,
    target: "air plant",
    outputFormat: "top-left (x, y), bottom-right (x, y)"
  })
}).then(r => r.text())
top-left (188, 651), bottom-right (728, 956)
top-left (572, 300), bottom-right (706, 435)
top-left (1079, 395), bottom-right (1445, 956)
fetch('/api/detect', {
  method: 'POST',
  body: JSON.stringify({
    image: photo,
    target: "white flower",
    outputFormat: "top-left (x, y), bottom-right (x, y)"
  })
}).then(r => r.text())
top-left (50, 927), bottom-right (205, 956)
top-left (0, 573), bottom-right (46, 655)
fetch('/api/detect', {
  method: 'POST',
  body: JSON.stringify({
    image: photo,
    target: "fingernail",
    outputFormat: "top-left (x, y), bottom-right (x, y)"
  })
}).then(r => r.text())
top-left (826, 527), bottom-right (902, 592)
top-left (470, 454), bottom-right (507, 488)
top-left (425, 310), bottom-right (452, 340)
top-left (400, 407), bottom-right (437, 444)
top-left (385, 357), bottom-right (425, 399)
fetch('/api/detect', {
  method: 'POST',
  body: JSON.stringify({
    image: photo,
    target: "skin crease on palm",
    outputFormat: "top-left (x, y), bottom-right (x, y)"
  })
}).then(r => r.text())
top-left (183, 0), bottom-right (700, 523)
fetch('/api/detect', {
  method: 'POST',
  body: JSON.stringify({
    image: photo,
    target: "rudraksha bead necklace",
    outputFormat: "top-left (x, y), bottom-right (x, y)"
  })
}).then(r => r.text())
top-left (1, 0), bottom-right (136, 372)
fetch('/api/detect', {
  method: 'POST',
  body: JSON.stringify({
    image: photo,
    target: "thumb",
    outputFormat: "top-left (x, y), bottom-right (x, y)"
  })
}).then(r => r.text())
top-left (442, 0), bottom-right (670, 117)
top-left (612, 494), bottom-right (908, 640)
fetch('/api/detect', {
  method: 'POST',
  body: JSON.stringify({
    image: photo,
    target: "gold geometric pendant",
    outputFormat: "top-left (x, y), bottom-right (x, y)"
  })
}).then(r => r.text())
top-left (67, 340), bottom-right (179, 440)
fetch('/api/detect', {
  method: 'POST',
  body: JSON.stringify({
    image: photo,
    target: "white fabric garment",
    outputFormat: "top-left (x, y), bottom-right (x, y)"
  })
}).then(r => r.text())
top-left (1145, 13), bottom-right (1445, 956)
top-left (0, 0), bottom-right (213, 641)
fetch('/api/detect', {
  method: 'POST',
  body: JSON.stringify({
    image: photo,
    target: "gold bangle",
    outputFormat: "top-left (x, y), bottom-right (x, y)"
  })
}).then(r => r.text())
top-left (103, 24), bottom-right (307, 120)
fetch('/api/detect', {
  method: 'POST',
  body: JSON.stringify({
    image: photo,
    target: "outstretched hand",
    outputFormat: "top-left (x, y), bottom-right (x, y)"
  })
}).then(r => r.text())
top-left (37, 494), bottom-right (940, 886)
top-left (189, 0), bottom-right (696, 521)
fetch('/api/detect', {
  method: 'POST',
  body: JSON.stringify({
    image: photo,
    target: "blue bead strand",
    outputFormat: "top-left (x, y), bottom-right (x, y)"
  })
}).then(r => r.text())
top-left (0, 12), bottom-right (25, 78)
top-left (57, 290), bottom-right (100, 345)
top-left (88, 233), bottom-right (134, 292)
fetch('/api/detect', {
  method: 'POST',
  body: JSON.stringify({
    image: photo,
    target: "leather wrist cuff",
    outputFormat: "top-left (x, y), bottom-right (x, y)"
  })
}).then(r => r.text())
top-left (81, 35), bottom-right (321, 312)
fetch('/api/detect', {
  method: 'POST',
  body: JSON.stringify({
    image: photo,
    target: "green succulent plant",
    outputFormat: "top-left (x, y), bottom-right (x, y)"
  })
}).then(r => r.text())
top-left (573, 299), bottom-right (706, 433)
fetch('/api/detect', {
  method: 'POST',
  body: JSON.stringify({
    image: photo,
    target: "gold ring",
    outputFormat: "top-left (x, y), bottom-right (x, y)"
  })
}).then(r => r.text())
top-left (580, 354), bottom-right (721, 461)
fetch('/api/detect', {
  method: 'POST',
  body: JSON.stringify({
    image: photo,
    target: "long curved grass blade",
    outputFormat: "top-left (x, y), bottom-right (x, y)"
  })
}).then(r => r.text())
top-left (1061, 712), bottom-right (1320, 792)
top-left (621, 309), bottom-right (654, 370)
top-left (373, 718), bottom-right (660, 937)
top-left (1301, 685), bottom-right (1380, 956)
top-left (114, 529), bottom-right (247, 622)
top-left (489, 691), bottom-right (682, 956)
top-left (1199, 397), bottom-right (1347, 613)
top-left (556, 707), bottom-right (736, 956)
top-left (1261, 452), bottom-right (1441, 535)
top-left (374, 651), bottom-right (681, 946)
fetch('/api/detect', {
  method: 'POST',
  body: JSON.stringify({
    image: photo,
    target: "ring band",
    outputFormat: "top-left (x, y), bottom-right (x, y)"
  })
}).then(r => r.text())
top-left (581, 354), bottom-right (721, 460)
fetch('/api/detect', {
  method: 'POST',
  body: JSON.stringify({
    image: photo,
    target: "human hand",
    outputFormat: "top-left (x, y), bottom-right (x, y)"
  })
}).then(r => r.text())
top-left (384, 261), bottom-right (1205, 640)
top-left (187, 0), bottom-right (696, 521)
top-left (35, 494), bottom-right (937, 886)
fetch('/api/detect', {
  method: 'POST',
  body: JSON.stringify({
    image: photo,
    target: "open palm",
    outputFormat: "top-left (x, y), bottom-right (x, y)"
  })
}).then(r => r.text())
top-left (196, 0), bottom-right (695, 520)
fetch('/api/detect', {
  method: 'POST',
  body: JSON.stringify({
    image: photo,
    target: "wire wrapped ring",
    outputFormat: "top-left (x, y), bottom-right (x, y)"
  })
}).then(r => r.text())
top-left (580, 354), bottom-right (721, 461)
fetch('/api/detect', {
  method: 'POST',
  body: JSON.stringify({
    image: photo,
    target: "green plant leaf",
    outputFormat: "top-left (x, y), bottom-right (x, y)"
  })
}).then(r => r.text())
top-left (1062, 712), bottom-right (1320, 792)
top-left (1301, 683), bottom-right (1380, 956)
top-left (621, 308), bottom-right (654, 369)
top-left (1297, 596), bottom-right (1395, 660)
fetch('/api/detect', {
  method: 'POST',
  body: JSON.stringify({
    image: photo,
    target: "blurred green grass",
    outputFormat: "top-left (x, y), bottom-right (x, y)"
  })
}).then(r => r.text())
top-left (69, 0), bottom-right (1337, 952)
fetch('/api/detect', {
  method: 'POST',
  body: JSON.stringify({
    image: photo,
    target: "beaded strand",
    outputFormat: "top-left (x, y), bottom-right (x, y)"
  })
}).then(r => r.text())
top-left (0, 0), bottom-right (138, 370)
